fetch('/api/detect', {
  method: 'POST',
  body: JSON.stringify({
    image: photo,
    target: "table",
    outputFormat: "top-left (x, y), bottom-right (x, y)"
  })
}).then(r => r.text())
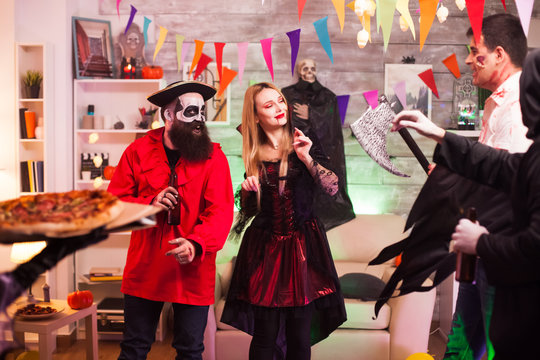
top-left (12, 300), bottom-right (98, 360)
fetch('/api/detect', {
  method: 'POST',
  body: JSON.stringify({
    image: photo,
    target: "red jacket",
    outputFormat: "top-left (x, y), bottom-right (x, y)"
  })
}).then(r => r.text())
top-left (108, 128), bottom-right (234, 305)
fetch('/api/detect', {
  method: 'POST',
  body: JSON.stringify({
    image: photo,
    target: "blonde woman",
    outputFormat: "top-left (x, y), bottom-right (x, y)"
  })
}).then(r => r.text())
top-left (221, 82), bottom-right (346, 360)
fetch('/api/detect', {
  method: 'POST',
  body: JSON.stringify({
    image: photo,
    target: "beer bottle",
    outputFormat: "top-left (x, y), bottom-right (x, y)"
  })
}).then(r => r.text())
top-left (167, 171), bottom-right (180, 225)
top-left (455, 207), bottom-right (477, 282)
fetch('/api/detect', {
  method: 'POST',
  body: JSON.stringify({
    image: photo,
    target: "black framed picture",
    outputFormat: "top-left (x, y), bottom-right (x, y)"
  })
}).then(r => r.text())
top-left (72, 17), bottom-right (115, 79)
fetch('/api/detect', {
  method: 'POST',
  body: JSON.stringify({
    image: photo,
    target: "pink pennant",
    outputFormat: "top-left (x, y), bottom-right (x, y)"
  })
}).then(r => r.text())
top-left (393, 81), bottom-right (407, 110)
top-left (363, 90), bottom-right (379, 109)
top-left (260, 38), bottom-right (274, 82)
top-left (298, 0), bottom-right (307, 22)
top-left (515, 0), bottom-right (534, 37)
top-left (181, 42), bottom-right (192, 78)
top-left (500, 0), bottom-right (506, 11)
top-left (465, 0), bottom-right (485, 46)
top-left (237, 42), bottom-right (249, 84)
top-left (116, 0), bottom-right (122, 17)
top-left (214, 42), bottom-right (225, 81)
top-left (193, 53), bottom-right (213, 81)
top-left (418, 69), bottom-right (439, 99)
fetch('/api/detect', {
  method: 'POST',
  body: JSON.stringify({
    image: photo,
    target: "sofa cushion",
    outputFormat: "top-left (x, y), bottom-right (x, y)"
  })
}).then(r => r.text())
top-left (339, 273), bottom-right (386, 301)
top-left (341, 299), bottom-right (391, 330)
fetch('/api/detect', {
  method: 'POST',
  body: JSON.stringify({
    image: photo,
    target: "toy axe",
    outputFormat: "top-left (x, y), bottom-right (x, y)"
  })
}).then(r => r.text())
top-left (350, 95), bottom-right (430, 177)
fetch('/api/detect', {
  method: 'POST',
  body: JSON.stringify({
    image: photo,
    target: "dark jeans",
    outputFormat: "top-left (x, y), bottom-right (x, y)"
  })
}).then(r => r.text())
top-left (118, 294), bottom-right (209, 360)
top-left (249, 308), bottom-right (312, 360)
top-left (444, 260), bottom-right (495, 360)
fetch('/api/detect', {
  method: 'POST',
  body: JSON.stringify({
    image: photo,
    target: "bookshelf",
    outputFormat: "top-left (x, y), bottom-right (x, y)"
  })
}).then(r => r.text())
top-left (15, 43), bottom-right (47, 195)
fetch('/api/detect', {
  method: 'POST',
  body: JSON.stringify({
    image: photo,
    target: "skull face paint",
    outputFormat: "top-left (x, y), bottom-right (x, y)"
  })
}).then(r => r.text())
top-left (298, 59), bottom-right (317, 83)
top-left (174, 92), bottom-right (207, 123)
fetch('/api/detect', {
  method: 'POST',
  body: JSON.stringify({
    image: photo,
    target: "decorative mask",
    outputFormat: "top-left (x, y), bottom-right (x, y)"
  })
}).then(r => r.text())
top-left (298, 59), bottom-right (317, 83)
top-left (174, 92), bottom-right (206, 123)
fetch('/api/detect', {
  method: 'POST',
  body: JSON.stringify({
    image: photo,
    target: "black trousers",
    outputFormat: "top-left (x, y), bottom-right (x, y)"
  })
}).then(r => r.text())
top-left (118, 294), bottom-right (209, 360)
top-left (249, 308), bottom-right (312, 360)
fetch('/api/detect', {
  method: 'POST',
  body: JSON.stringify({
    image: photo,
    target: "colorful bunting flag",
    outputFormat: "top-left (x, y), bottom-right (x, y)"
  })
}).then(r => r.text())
top-left (175, 35), bottom-right (185, 73)
top-left (501, 0), bottom-right (506, 11)
top-left (124, 5), bottom-right (137, 35)
top-left (313, 17), bottom-right (334, 63)
top-left (260, 38), bottom-right (274, 81)
top-left (380, 0), bottom-right (398, 50)
top-left (298, 0), bottom-right (307, 22)
top-left (237, 42), bottom-right (249, 83)
top-left (180, 42), bottom-right (192, 78)
top-left (363, 89), bottom-right (379, 109)
top-left (515, 0), bottom-right (534, 37)
top-left (143, 17), bottom-right (151, 49)
top-left (116, 0), bottom-right (122, 17)
top-left (336, 95), bottom-right (350, 125)
top-left (214, 42), bottom-right (225, 81)
top-left (465, 0), bottom-right (484, 46)
top-left (418, 69), bottom-right (439, 98)
top-left (419, 0), bottom-right (438, 51)
top-left (193, 53), bottom-right (213, 81)
top-left (331, 0), bottom-right (346, 33)
top-left (286, 29), bottom-right (301, 76)
top-left (218, 66), bottom-right (238, 97)
top-left (393, 81), bottom-right (407, 109)
top-left (189, 40), bottom-right (205, 78)
top-left (396, 0), bottom-right (415, 40)
top-left (442, 53), bottom-right (461, 78)
top-left (153, 26), bottom-right (168, 63)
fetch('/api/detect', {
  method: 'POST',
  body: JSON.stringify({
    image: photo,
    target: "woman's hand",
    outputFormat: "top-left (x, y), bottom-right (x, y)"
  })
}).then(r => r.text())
top-left (293, 128), bottom-right (313, 165)
top-left (392, 110), bottom-right (446, 143)
top-left (451, 219), bottom-right (489, 255)
top-left (241, 175), bottom-right (260, 192)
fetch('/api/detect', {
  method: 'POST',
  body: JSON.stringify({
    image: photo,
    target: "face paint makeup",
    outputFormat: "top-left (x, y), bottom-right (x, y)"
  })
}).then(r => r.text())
top-left (475, 55), bottom-right (486, 68)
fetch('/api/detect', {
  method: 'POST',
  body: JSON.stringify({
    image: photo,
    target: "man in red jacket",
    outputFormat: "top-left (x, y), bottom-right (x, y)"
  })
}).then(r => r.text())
top-left (108, 80), bottom-right (234, 360)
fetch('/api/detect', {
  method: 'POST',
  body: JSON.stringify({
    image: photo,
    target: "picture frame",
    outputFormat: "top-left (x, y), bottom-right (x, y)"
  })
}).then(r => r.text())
top-left (182, 62), bottom-right (230, 125)
top-left (384, 64), bottom-right (432, 119)
top-left (72, 17), bottom-right (115, 79)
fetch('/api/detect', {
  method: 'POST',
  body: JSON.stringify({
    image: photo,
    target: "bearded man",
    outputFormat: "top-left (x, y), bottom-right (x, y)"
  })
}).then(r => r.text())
top-left (108, 80), bottom-right (234, 360)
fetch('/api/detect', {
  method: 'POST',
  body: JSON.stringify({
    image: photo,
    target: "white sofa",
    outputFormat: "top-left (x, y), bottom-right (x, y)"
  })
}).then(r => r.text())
top-left (203, 214), bottom-right (436, 360)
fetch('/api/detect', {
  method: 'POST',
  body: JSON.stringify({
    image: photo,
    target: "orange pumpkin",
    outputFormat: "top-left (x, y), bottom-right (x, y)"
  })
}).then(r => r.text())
top-left (67, 290), bottom-right (93, 310)
top-left (104, 165), bottom-right (116, 180)
top-left (142, 65), bottom-right (163, 79)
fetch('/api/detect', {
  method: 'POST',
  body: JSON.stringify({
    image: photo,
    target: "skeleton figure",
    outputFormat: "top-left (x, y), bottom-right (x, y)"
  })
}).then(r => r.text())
top-left (298, 59), bottom-right (317, 83)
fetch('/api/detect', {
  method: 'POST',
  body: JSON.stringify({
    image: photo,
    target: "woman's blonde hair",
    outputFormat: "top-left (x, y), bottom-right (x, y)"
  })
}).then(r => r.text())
top-left (241, 82), bottom-right (293, 201)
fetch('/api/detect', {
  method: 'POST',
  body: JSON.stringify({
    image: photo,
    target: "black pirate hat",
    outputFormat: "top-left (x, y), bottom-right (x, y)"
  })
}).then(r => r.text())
top-left (147, 80), bottom-right (216, 107)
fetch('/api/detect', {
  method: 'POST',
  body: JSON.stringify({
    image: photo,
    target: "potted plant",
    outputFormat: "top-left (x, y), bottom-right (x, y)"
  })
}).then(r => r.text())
top-left (23, 70), bottom-right (43, 98)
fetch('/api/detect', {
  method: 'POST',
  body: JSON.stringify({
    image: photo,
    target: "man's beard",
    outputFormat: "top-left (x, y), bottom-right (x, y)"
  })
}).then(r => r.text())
top-left (168, 120), bottom-right (213, 162)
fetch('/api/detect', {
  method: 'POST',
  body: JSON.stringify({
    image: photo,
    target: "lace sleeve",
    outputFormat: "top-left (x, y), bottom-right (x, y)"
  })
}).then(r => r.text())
top-left (228, 185), bottom-right (258, 242)
top-left (308, 159), bottom-right (339, 196)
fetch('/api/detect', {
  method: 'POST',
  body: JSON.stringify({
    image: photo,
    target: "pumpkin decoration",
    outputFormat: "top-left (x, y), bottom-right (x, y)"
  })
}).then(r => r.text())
top-left (67, 290), bottom-right (94, 310)
top-left (104, 165), bottom-right (116, 180)
top-left (142, 65), bottom-right (163, 79)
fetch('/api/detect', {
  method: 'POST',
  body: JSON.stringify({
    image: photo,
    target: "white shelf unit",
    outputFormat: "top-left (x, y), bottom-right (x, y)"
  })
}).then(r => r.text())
top-left (73, 79), bottom-right (164, 191)
top-left (16, 43), bottom-right (47, 196)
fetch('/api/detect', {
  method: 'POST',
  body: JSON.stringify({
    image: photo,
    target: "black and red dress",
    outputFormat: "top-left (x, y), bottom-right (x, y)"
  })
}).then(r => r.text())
top-left (221, 152), bottom-right (346, 345)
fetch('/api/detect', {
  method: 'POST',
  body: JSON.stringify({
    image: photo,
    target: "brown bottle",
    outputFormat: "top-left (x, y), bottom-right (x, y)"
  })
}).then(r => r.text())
top-left (455, 207), bottom-right (478, 283)
top-left (167, 171), bottom-right (180, 225)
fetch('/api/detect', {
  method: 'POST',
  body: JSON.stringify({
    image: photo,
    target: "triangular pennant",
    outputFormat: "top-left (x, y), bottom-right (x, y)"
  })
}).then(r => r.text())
top-left (143, 17), bottom-right (151, 49)
top-left (515, 0), bottom-right (534, 37)
top-left (124, 5), bottom-right (137, 35)
top-left (363, 89), bottom-right (379, 109)
top-left (193, 53), bottom-right (213, 81)
top-left (376, 0), bottom-right (381, 32)
top-left (380, 0), bottom-right (398, 51)
top-left (116, 0), bottom-right (122, 17)
top-left (189, 40), bottom-right (205, 78)
top-left (396, 0), bottom-right (415, 40)
top-left (393, 81), bottom-right (407, 109)
top-left (175, 35), bottom-right (185, 73)
top-left (346, 1), bottom-right (355, 12)
top-left (465, 0), bottom-right (484, 47)
top-left (442, 53), bottom-right (461, 79)
top-left (237, 42), bottom-right (249, 83)
top-left (336, 95), bottom-right (350, 125)
top-left (260, 38), bottom-right (274, 81)
top-left (331, 0), bottom-right (346, 33)
top-left (217, 66), bottom-right (238, 97)
top-left (214, 42), bottom-right (225, 81)
top-left (286, 29), bottom-right (301, 76)
top-left (419, 0), bottom-right (438, 51)
top-left (313, 17), bottom-right (334, 63)
top-left (501, 0), bottom-right (506, 11)
top-left (153, 26), bottom-right (168, 63)
top-left (418, 69), bottom-right (439, 98)
top-left (181, 42), bottom-right (192, 78)
top-left (298, 0), bottom-right (307, 22)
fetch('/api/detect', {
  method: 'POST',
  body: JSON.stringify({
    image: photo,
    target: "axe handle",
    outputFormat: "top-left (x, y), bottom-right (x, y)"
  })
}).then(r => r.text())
top-left (398, 128), bottom-right (430, 174)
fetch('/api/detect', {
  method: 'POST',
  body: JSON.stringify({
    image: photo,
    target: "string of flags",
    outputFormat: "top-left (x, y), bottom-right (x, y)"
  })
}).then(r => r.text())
top-left (112, 0), bottom-right (535, 118)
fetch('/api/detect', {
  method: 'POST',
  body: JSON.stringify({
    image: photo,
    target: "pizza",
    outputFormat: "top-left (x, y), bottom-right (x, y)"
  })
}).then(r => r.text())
top-left (0, 190), bottom-right (124, 236)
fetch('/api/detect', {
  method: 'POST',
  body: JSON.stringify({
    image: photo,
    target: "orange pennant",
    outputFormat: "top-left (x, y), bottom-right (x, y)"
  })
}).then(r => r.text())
top-left (419, 0), bottom-right (438, 51)
top-left (442, 53), bottom-right (461, 79)
top-left (192, 53), bottom-right (213, 81)
top-left (217, 66), bottom-right (238, 97)
top-left (189, 40), bottom-right (205, 78)
top-left (418, 68), bottom-right (439, 99)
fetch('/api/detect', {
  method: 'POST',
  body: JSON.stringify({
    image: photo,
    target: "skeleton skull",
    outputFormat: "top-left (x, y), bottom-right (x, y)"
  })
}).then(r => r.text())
top-left (297, 59), bottom-right (317, 83)
top-left (173, 92), bottom-right (207, 122)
